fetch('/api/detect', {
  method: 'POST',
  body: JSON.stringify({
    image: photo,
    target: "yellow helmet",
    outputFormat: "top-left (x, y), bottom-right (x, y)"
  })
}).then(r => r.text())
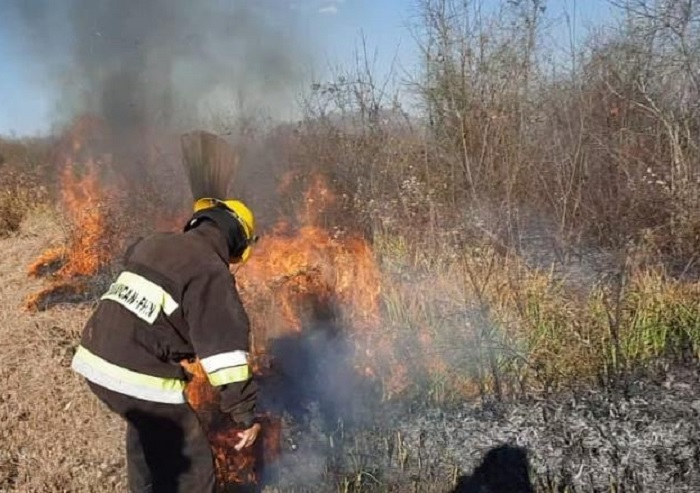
top-left (192, 197), bottom-right (257, 263)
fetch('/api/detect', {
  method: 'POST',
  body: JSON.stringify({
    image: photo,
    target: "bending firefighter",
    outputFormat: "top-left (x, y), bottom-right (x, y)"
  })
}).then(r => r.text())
top-left (71, 198), bottom-right (260, 493)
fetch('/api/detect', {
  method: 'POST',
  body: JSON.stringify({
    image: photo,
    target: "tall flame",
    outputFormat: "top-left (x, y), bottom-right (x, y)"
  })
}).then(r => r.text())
top-left (26, 121), bottom-right (396, 487)
top-left (182, 173), bottom-right (385, 486)
top-left (57, 161), bottom-right (113, 277)
top-left (238, 224), bottom-right (381, 340)
top-left (26, 119), bottom-right (116, 311)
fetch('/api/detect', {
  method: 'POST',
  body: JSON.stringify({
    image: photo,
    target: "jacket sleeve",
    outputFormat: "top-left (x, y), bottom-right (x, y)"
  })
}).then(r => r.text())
top-left (182, 265), bottom-right (258, 427)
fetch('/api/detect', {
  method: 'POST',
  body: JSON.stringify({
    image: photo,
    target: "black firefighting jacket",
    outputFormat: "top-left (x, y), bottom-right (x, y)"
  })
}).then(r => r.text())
top-left (72, 221), bottom-right (257, 427)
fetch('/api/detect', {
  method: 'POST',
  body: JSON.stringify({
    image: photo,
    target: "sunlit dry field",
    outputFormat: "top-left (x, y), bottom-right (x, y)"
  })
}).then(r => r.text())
top-left (0, 210), bottom-right (127, 492)
top-left (3, 202), bottom-right (700, 493)
top-left (3, 0), bottom-right (700, 489)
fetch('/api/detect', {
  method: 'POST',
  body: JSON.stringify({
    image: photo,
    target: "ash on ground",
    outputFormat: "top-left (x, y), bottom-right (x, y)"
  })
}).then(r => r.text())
top-left (259, 366), bottom-right (700, 492)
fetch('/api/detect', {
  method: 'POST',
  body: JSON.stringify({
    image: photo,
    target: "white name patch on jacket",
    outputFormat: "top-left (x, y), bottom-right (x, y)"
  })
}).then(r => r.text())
top-left (101, 271), bottom-right (179, 324)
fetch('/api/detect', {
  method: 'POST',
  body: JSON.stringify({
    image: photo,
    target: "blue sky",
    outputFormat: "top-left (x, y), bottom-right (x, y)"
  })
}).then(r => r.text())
top-left (0, 0), bottom-right (615, 137)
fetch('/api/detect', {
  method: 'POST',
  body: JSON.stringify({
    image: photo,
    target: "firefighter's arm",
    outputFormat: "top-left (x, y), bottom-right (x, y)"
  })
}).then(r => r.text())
top-left (182, 265), bottom-right (258, 428)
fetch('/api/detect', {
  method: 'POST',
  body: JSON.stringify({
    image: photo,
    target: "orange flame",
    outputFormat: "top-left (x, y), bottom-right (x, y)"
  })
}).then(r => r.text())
top-left (181, 358), bottom-right (281, 486)
top-left (237, 224), bottom-right (381, 341)
top-left (27, 116), bottom-right (405, 485)
top-left (26, 118), bottom-right (117, 311)
top-left (181, 173), bottom-right (386, 486)
top-left (58, 161), bottom-right (113, 277)
top-left (298, 173), bottom-right (337, 225)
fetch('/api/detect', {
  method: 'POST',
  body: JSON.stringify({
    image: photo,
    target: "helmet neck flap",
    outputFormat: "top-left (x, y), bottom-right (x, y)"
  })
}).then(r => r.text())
top-left (184, 205), bottom-right (249, 261)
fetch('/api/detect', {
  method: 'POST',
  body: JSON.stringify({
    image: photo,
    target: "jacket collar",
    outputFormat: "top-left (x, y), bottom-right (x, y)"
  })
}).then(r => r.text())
top-left (188, 221), bottom-right (230, 264)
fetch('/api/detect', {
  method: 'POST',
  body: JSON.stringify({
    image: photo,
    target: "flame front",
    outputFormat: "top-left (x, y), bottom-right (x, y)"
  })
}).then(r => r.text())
top-left (238, 224), bottom-right (381, 341)
top-left (26, 118), bottom-right (116, 311)
top-left (181, 358), bottom-right (281, 487)
top-left (182, 174), bottom-right (386, 486)
top-left (56, 162), bottom-right (113, 277)
top-left (26, 124), bottom-right (401, 487)
top-left (242, 173), bottom-right (381, 337)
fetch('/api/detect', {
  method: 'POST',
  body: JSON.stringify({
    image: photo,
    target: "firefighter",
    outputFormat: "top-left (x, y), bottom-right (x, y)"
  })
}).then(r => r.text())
top-left (71, 197), bottom-right (260, 493)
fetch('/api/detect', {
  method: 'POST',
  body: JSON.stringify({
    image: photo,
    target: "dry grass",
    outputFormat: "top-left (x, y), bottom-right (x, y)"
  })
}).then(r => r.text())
top-left (372, 231), bottom-right (700, 404)
top-left (1, 2), bottom-right (699, 487)
top-left (0, 138), bottom-right (50, 239)
top-left (0, 209), bottom-right (126, 492)
top-left (0, 172), bottom-right (44, 239)
top-left (2, 202), bottom-right (699, 492)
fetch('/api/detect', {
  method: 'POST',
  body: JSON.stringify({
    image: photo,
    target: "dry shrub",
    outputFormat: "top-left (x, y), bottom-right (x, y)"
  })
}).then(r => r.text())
top-left (0, 189), bottom-right (27, 236)
top-left (0, 137), bottom-right (51, 236)
top-left (410, 0), bottom-right (700, 269)
top-left (0, 166), bottom-right (47, 237)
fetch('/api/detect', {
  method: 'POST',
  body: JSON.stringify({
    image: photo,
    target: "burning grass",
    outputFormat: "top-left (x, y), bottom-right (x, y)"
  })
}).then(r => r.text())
top-left (10, 118), bottom-right (700, 490)
top-left (180, 358), bottom-right (282, 488)
top-left (178, 174), bottom-right (386, 488)
top-left (238, 223), bottom-right (381, 348)
top-left (25, 161), bottom-right (117, 312)
top-left (6, 195), bottom-right (700, 491)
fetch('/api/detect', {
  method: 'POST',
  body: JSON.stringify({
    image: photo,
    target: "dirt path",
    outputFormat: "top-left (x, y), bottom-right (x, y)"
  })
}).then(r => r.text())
top-left (0, 211), bottom-right (126, 492)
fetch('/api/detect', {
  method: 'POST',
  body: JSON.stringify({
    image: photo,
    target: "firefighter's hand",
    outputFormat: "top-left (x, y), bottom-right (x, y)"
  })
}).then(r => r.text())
top-left (234, 423), bottom-right (261, 451)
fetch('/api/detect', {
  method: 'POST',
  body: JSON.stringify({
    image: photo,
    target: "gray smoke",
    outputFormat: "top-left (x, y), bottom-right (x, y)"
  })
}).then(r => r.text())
top-left (5, 0), bottom-right (309, 134)
top-left (3, 0), bottom-right (314, 217)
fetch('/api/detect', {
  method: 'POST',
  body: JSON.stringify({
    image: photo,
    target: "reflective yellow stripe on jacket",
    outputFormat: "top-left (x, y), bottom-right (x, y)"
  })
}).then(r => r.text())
top-left (200, 350), bottom-right (251, 387)
top-left (71, 345), bottom-right (187, 404)
top-left (208, 365), bottom-right (251, 386)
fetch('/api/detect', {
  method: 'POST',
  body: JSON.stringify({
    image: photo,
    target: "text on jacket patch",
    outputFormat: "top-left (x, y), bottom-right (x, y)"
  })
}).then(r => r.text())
top-left (102, 282), bottom-right (160, 324)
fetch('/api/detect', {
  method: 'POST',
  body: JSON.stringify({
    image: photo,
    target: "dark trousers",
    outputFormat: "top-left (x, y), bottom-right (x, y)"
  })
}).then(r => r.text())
top-left (88, 382), bottom-right (216, 493)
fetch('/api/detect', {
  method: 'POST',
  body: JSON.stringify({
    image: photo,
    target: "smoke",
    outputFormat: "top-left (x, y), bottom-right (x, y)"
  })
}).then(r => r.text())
top-left (6, 0), bottom-right (310, 133)
top-left (3, 0), bottom-right (315, 222)
top-left (257, 320), bottom-right (385, 487)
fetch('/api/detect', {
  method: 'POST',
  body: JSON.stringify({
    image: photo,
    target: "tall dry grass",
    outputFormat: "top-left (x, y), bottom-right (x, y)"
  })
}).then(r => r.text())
top-left (1, 1), bottom-right (700, 490)
top-left (0, 138), bottom-right (50, 237)
top-left (280, 0), bottom-right (700, 402)
top-left (0, 210), bottom-right (126, 492)
top-left (372, 234), bottom-right (700, 404)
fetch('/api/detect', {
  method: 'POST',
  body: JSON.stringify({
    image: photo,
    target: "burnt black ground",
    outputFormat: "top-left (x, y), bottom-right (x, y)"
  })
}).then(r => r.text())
top-left (257, 365), bottom-right (700, 492)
